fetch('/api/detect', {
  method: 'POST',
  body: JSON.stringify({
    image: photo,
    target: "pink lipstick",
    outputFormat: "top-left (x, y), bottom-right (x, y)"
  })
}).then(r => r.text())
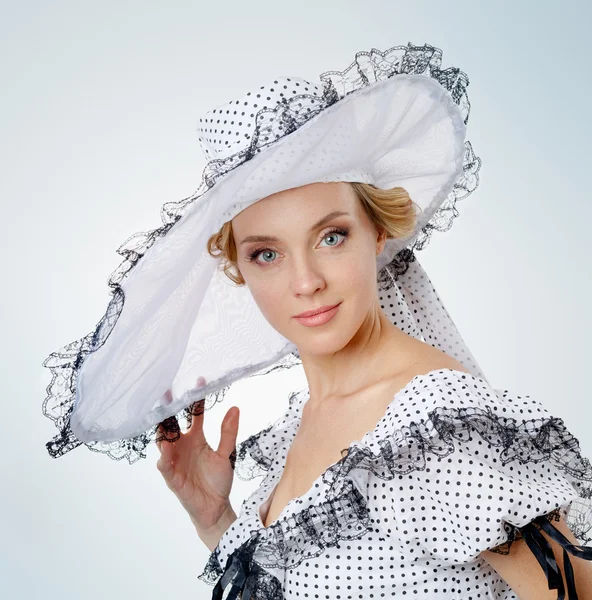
top-left (294, 303), bottom-right (341, 327)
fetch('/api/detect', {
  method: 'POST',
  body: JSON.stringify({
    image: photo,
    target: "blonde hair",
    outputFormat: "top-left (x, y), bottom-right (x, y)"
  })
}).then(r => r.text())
top-left (206, 182), bottom-right (418, 286)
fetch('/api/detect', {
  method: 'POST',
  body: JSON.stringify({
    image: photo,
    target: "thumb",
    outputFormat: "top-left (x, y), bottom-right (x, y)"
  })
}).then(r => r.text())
top-left (217, 406), bottom-right (239, 460)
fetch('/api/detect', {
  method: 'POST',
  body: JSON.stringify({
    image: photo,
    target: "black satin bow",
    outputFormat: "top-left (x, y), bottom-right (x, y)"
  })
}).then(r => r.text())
top-left (520, 514), bottom-right (592, 599)
top-left (212, 536), bottom-right (262, 600)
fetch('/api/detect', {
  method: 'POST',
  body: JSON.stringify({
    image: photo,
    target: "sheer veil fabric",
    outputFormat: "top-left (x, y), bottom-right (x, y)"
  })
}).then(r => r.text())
top-left (43, 42), bottom-right (481, 456)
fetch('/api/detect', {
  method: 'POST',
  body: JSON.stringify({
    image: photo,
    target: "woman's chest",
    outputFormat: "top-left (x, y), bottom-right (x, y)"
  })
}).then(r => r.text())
top-left (261, 379), bottom-right (409, 528)
top-left (261, 351), bottom-right (471, 529)
top-left (261, 433), bottom-right (346, 528)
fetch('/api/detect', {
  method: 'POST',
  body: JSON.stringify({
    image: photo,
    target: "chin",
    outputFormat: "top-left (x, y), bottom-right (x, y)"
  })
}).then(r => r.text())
top-left (296, 330), bottom-right (351, 354)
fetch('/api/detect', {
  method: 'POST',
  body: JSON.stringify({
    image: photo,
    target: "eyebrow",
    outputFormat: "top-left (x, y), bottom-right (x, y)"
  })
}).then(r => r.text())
top-left (239, 211), bottom-right (351, 246)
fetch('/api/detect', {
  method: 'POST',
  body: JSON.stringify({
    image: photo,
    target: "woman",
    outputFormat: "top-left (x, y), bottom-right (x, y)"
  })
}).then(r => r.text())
top-left (157, 182), bottom-right (592, 600)
top-left (43, 43), bottom-right (592, 599)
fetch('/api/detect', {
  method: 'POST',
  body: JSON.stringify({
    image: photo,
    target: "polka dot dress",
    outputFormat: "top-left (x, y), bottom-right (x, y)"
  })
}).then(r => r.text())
top-left (198, 369), bottom-right (592, 599)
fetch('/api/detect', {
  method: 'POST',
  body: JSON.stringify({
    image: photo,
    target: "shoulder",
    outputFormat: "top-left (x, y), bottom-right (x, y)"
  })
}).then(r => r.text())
top-left (400, 361), bottom-right (546, 421)
top-left (392, 333), bottom-right (473, 384)
top-left (370, 369), bottom-right (586, 561)
top-left (233, 388), bottom-right (306, 480)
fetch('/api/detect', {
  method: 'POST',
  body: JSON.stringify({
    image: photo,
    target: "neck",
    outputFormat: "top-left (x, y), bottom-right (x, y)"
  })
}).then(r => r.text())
top-left (297, 302), bottom-right (415, 407)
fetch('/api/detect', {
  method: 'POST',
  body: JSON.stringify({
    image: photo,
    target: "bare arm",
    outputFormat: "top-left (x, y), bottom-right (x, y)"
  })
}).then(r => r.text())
top-left (194, 503), bottom-right (238, 553)
top-left (480, 515), bottom-right (592, 599)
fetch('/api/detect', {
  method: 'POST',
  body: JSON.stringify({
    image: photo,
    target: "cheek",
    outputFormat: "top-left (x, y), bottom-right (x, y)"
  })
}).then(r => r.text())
top-left (339, 261), bottom-right (369, 289)
top-left (248, 280), bottom-right (285, 319)
top-left (334, 246), bottom-right (377, 290)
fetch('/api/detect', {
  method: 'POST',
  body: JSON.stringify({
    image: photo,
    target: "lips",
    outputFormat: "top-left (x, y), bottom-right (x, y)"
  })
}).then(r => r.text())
top-left (294, 303), bottom-right (341, 327)
top-left (294, 303), bottom-right (340, 318)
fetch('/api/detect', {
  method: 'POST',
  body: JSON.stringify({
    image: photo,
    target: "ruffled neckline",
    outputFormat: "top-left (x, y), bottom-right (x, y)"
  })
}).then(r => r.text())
top-left (200, 367), bottom-right (592, 595)
top-left (250, 367), bottom-right (478, 531)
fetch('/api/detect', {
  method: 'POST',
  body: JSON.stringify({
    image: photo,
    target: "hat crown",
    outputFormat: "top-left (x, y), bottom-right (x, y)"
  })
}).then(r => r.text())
top-left (196, 76), bottom-right (325, 162)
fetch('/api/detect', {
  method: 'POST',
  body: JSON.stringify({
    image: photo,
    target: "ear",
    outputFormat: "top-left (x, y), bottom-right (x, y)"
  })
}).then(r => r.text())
top-left (376, 227), bottom-right (387, 255)
top-left (235, 264), bottom-right (244, 281)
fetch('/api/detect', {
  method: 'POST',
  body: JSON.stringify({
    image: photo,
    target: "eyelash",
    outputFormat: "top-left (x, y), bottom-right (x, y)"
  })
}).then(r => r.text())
top-left (246, 226), bottom-right (351, 266)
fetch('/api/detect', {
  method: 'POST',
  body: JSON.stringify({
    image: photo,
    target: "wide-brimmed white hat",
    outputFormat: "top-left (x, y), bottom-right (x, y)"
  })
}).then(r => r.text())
top-left (42, 42), bottom-right (483, 462)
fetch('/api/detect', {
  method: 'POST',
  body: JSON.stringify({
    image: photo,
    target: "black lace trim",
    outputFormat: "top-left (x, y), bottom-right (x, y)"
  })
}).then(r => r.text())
top-left (254, 479), bottom-right (371, 570)
top-left (201, 405), bottom-right (592, 598)
top-left (320, 404), bottom-right (592, 547)
top-left (488, 506), bottom-right (566, 554)
top-left (233, 424), bottom-right (276, 481)
top-left (518, 512), bottom-right (592, 598)
top-left (233, 403), bottom-right (592, 549)
top-left (232, 389), bottom-right (306, 481)
top-left (42, 346), bottom-right (301, 464)
top-left (197, 545), bottom-right (224, 586)
top-left (42, 41), bottom-right (481, 462)
top-left (208, 536), bottom-right (284, 600)
top-left (200, 479), bottom-right (373, 596)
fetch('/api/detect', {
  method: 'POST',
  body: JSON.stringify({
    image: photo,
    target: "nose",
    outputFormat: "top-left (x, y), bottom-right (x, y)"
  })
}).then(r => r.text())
top-left (289, 253), bottom-right (327, 296)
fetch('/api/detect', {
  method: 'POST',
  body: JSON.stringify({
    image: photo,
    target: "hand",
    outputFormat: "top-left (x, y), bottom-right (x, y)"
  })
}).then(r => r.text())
top-left (155, 376), bottom-right (240, 533)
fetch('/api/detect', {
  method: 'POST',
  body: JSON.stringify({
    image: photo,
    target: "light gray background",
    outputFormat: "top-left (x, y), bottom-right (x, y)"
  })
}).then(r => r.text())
top-left (1, 1), bottom-right (590, 598)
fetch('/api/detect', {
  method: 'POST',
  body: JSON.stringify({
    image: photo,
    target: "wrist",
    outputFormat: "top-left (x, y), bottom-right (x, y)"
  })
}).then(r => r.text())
top-left (193, 503), bottom-right (237, 552)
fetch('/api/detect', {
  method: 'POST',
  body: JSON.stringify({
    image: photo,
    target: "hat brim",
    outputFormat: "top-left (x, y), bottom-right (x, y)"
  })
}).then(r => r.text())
top-left (57, 74), bottom-right (467, 442)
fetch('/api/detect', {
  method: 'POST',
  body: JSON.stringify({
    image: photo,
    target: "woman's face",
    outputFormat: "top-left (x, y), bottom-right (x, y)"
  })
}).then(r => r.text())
top-left (231, 182), bottom-right (386, 355)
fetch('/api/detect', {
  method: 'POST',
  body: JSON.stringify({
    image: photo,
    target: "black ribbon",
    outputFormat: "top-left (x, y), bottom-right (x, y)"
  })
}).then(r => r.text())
top-left (520, 515), bottom-right (592, 599)
top-left (211, 536), bottom-right (261, 600)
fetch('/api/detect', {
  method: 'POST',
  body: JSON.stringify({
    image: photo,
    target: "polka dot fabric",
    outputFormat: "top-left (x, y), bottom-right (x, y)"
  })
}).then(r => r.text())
top-left (197, 78), bottom-right (324, 162)
top-left (199, 369), bottom-right (592, 599)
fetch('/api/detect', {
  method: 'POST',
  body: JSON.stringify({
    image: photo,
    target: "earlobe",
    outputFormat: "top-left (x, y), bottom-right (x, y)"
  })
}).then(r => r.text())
top-left (376, 229), bottom-right (387, 255)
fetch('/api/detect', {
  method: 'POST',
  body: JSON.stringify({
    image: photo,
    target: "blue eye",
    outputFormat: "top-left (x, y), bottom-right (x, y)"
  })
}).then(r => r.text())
top-left (257, 250), bottom-right (277, 264)
top-left (246, 227), bottom-right (351, 267)
top-left (322, 232), bottom-right (341, 247)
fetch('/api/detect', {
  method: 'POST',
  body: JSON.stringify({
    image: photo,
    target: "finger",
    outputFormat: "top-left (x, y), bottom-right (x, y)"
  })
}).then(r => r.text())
top-left (155, 423), bottom-right (164, 453)
top-left (156, 422), bottom-right (176, 455)
top-left (163, 389), bottom-right (174, 405)
top-left (155, 425), bottom-right (167, 455)
top-left (156, 389), bottom-right (174, 452)
top-left (156, 454), bottom-right (174, 478)
top-left (217, 406), bottom-right (239, 460)
top-left (186, 376), bottom-right (207, 437)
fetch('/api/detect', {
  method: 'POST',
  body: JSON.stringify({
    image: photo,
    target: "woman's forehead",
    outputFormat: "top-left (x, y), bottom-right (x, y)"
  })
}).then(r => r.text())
top-left (233, 182), bottom-right (358, 229)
